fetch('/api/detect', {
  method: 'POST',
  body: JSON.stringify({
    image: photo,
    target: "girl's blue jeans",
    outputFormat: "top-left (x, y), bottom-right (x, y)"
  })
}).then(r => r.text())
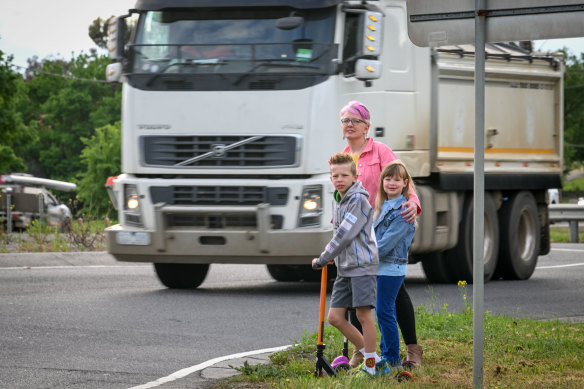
top-left (376, 275), bottom-right (405, 366)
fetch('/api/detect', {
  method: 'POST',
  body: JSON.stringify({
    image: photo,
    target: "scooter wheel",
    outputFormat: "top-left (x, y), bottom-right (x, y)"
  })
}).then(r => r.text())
top-left (396, 371), bottom-right (414, 382)
top-left (334, 363), bottom-right (351, 371)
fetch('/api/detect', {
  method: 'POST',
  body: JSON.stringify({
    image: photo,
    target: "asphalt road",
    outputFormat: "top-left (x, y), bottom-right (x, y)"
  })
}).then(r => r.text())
top-left (0, 243), bottom-right (582, 388)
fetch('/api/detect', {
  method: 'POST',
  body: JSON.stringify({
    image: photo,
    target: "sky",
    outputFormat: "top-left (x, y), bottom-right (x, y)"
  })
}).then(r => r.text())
top-left (0, 0), bottom-right (137, 70)
top-left (1, 0), bottom-right (584, 71)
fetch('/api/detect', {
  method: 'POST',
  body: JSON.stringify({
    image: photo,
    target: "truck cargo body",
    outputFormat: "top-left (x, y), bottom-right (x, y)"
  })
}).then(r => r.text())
top-left (105, 0), bottom-right (562, 287)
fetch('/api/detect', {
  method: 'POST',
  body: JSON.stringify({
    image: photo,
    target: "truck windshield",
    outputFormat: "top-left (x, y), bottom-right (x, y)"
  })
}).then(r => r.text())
top-left (131, 7), bottom-right (336, 77)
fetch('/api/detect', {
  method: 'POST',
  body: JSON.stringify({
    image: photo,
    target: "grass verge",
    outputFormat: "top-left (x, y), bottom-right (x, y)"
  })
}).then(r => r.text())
top-left (216, 289), bottom-right (584, 388)
top-left (0, 219), bottom-right (107, 253)
top-left (550, 226), bottom-right (584, 243)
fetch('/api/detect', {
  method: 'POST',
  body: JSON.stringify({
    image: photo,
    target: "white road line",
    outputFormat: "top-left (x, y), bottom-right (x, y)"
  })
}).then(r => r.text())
top-left (127, 345), bottom-right (292, 389)
top-left (538, 263), bottom-right (584, 269)
top-left (0, 265), bottom-right (146, 270)
top-left (551, 248), bottom-right (584, 252)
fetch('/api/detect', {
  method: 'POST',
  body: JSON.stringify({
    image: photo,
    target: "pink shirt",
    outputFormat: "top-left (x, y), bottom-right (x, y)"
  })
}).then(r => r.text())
top-left (343, 138), bottom-right (421, 213)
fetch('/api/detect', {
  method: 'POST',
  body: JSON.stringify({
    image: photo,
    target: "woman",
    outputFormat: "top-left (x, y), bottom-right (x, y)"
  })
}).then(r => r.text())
top-left (339, 100), bottom-right (423, 368)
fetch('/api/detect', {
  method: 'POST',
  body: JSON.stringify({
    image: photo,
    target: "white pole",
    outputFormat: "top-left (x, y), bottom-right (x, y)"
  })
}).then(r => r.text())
top-left (473, 1), bottom-right (486, 388)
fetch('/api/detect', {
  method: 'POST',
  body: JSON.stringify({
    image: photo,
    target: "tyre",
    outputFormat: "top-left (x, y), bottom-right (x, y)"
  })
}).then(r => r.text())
top-left (445, 193), bottom-right (499, 283)
top-left (153, 263), bottom-right (210, 289)
top-left (266, 265), bottom-right (301, 282)
top-left (495, 191), bottom-right (540, 280)
top-left (420, 252), bottom-right (455, 284)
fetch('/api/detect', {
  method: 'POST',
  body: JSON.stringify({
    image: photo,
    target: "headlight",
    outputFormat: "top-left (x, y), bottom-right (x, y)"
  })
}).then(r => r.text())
top-left (298, 185), bottom-right (323, 227)
top-left (125, 185), bottom-right (140, 210)
top-left (127, 195), bottom-right (139, 210)
top-left (123, 184), bottom-right (143, 227)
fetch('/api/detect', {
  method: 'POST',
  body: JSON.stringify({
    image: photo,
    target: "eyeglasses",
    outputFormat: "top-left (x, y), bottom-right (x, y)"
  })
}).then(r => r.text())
top-left (340, 118), bottom-right (366, 126)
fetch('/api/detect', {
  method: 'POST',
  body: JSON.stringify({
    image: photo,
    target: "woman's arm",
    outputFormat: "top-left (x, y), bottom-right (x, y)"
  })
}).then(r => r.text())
top-left (377, 143), bottom-right (421, 219)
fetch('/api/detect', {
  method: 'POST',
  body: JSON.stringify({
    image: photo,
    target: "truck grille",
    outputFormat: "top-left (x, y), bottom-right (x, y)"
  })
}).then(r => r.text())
top-left (151, 186), bottom-right (288, 229)
top-left (142, 135), bottom-right (299, 167)
top-left (150, 186), bottom-right (288, 206)
top-left (166, 214), bottom-right (283, 229)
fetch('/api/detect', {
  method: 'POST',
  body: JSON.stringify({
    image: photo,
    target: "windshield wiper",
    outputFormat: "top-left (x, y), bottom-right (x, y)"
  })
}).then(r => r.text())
top-left (145, 60), bottom-right (226, 86)
top-left (233, 60), bottom-right (320, 85)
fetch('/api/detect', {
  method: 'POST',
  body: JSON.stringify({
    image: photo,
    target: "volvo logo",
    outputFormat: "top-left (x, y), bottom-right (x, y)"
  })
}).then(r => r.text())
top-left (211, 144), bottom-right (227, 158)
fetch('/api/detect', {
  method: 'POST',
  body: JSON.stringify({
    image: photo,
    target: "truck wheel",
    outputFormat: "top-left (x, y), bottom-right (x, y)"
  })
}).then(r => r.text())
top-left (153, 263), bottom-right (209, 289)
top-left (495, 191), bottom-right (540, 280)
top-left (420, 252), bottom-right (455, 283)
top-left (296, 265), bottom-right (327, 282)
top-left (446, 193), bottom-right (499, 283)
top-left (267, 265), bottom-right (301, 282)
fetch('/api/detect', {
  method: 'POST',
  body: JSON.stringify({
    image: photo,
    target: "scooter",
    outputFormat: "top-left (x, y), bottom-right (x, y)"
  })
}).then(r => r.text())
top-left (313, 265), bottom-right (337, 377)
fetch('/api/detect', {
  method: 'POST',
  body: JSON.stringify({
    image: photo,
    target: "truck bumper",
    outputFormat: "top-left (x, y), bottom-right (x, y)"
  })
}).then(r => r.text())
top-left (106, 203), bottom-right (332, 264)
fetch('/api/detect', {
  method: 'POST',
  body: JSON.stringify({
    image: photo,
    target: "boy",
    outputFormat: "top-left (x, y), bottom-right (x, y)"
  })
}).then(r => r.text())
top-left (312, 152), bottom-right (387, 376)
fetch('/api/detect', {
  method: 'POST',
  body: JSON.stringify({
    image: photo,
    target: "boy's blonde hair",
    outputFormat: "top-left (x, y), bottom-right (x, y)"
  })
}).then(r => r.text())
top-left (374, 160), bottom-right (415, 216)
top-left (329, 152), bottom-right (357, 176)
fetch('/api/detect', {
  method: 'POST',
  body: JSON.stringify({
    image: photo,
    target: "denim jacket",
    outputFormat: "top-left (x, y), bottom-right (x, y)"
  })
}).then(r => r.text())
top-left (373, 195), bottom-right (415, 276)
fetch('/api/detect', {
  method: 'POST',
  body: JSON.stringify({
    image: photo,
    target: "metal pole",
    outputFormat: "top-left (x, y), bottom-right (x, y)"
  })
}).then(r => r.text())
top-left (5, 190), bottom-right (13, 234)
top-left (39, 194), bottom-right (45, 224)
top-left (429, 48), bottom-right (439, 170)
top-left (473, 1), bottom-right (485, 388)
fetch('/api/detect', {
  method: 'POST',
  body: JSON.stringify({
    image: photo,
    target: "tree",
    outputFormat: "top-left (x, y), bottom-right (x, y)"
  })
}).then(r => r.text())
top-left (0, 49), bottom-right (28, 172)
top-left (563, 51), bottom-right (584, 170)
top-left (88, 16), bottom-right (115, 49)
top-left (77, 123), bottom-right (121, 216)
top-left (19, 53), bottom-right (120, 184)
top-left (88, 16), bottom-right (135, 51)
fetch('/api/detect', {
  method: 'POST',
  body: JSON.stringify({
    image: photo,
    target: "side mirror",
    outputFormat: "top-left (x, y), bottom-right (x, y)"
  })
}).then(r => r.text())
top-left (107, 16), bottom-right (126, 60)
top-left (355, 59), bottom-right (382, 80)
top-left (106, 63), bottom-right (123, 83)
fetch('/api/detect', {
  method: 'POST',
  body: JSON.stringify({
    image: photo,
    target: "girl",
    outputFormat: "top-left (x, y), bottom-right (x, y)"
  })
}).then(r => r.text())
top-left (373, 160), bottom-right (417, 367)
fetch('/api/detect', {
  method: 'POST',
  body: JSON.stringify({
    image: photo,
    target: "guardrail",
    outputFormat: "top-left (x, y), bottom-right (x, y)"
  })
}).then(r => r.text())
top-left (549, 204), bottom-right (584, 243)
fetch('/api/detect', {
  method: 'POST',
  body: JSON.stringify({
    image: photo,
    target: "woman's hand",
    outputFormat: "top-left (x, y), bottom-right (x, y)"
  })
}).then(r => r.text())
top-left (400, 201), bottom-right (417, 224)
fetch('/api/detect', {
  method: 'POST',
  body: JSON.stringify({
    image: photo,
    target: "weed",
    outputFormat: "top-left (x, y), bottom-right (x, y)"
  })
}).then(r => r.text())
top-left (222, 297), bottom-right (584, 389)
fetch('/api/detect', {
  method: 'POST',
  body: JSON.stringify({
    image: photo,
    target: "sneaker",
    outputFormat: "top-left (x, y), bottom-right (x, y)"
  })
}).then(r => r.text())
top-left (374, 358), bottom-right (392, 376)
top-left (357, 358), bottom-right (392, 377)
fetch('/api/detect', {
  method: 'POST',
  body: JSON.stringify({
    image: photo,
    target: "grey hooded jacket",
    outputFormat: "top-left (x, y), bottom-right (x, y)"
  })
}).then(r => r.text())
top-left (314, 180), bottom-right (379, 277)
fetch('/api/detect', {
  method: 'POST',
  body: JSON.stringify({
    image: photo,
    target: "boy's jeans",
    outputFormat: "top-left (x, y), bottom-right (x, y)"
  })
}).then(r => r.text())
top-left (376, 275), bottom-right (405, 366)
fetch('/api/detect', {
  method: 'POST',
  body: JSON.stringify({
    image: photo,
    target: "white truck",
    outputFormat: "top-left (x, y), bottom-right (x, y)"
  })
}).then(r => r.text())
top-left (105, 0), bottom-right (563, 288)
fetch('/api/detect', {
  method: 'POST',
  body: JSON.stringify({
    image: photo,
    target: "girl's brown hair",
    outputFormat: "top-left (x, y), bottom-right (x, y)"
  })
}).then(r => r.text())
top-left (374, 160), bottom-right (415, 218)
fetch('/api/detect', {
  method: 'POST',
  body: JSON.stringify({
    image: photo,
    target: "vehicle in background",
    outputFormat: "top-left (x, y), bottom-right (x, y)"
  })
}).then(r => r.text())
top-left (0, 174), bottom-right (76, 232)
top-left (548, 188), bottom-right (560, 204)
top-left (104, 0), bottom-right (563, 288)
top-left (578, 197), bottom-right (584, 206)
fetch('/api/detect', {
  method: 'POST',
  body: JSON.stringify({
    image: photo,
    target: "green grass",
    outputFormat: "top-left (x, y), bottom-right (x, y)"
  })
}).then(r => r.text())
top-left (562, 176), bottom-right (584, 192)
top-left (550, 226), bottom-right (584, 243)
top-left (217, 289), bottom-right (584, 388)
